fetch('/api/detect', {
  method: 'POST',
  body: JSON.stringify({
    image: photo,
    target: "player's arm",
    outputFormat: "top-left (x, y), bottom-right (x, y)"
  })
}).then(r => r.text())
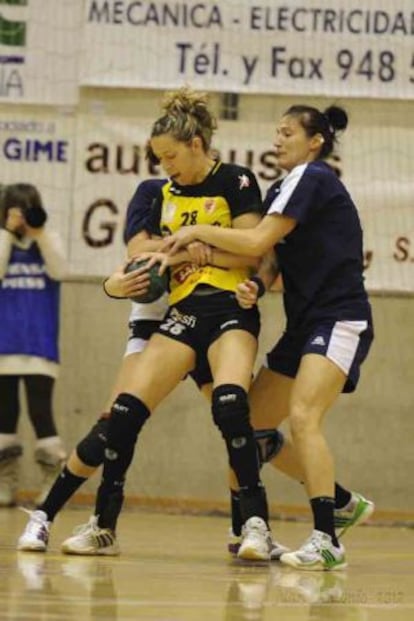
top-left (126, 230), bottom-right (163, 257)
top-left (208, 211), bottom-right (262, 270)
top-left (103, 261), bottom-right (151, 300)
top-left (235, 249), bottom-right (279, 309)
top-left (107, 230), bottom-right (158, 300)
top-left (208, 248), bottom-right (259, 270)
top-left (162, 213), bottom-right (295, 257)
top-left (255, 248), bottom-right (280, 289)
top-left (106, 233), bottom-right (166, 299)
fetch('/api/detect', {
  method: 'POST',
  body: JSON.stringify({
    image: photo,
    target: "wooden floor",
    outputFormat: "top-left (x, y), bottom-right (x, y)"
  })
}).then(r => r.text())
top-left (1, 507), bottom-right (413, 620)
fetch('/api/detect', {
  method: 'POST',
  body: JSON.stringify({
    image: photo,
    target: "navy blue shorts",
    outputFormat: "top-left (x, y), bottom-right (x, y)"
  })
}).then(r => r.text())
top-left (266, 320), bottom-right (374, 393)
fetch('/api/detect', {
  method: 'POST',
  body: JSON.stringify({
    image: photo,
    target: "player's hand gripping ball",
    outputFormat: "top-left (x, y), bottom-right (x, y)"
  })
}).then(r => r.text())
top-left (124, 258), bottom-right (169, 304)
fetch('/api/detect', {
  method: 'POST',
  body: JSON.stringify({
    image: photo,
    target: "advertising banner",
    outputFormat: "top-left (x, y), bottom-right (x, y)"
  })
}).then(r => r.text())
top-left (81, 0), bottom-right (414, 100)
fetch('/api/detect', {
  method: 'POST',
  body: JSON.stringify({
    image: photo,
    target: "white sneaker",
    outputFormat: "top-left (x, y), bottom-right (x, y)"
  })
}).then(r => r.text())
top-left (61, 516), bottom-right (120, 556)
top-left (237, 517), bottom-right (274, 561)
top-left (335, 492), bottom-right (375, 538)
top-left (280, 530), bottom-right (347, 571)
top-left (228, 528), bottom-right (289, 560)
top-left (17, 509), bottom-right (50, 552)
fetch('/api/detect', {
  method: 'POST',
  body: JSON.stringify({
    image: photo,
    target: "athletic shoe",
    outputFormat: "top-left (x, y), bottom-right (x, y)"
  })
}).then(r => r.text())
top-left (61, 515), bottom-right (120, 556)
top-left (280, 530), bottom-right (347, 571)
top-left (17, 509), bottom-right (50, 552)
top-left (237, 517), bottom-right (274, 561)
top-left (334, 492), bottom-right (375, 538)
top-left (228, 527), bottom-right (289, 560)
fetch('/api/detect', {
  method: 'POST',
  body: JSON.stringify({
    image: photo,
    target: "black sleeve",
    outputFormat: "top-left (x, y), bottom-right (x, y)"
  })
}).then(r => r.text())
top-left (144, 193), bottom-right (163, 237)
top-left (224, 166), bottom-right (263, 219)
top-left (123, 179), bottom-right (165, 243)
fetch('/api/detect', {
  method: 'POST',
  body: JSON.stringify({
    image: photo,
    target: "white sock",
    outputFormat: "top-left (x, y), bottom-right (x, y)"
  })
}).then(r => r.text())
top-left (36, 436), bottom-right (66, 459)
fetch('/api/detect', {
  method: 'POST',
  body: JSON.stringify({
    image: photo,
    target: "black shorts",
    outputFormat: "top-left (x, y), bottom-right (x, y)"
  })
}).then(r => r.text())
top-left (266, 319), bottom-right (374, 393)
top-left (127, 319), bottom-right (213, 388)
top-left (156, 289), bottom-right (261, 383)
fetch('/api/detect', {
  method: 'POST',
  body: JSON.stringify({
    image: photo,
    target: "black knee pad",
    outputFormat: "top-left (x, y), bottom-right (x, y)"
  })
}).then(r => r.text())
top-left (212, 384), bottom-right (261, 489)
top-left (212, 384), bottom-right (251, 440)
top-left (105, 393), bottom-right (150, 461)
top-left (76, 417), bottom-right (109, 468)
top-left (95, 394), bottom-right (150, 531)
top-left (254, 428), bottom-right (284, 466)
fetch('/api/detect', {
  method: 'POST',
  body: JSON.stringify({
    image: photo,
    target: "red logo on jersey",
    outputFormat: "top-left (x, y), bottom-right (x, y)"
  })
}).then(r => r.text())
top-left (204, 198), bottom-right (216, 214)
top-left (238, 174), bottom-right (250, 189)
top-left (174, 263), bottom-right (197, 283)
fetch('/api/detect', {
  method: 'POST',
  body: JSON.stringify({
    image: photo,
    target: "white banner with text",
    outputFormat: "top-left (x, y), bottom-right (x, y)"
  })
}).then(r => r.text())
top-left (81, 0), bottom-right (414, 99)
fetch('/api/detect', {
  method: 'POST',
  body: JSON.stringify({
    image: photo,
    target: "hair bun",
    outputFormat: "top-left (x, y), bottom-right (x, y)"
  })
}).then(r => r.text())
top-left (325, 106), bottom-right (348, 131)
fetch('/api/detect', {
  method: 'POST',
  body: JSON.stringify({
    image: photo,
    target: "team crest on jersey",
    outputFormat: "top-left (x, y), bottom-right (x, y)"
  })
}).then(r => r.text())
top-left (164, 202), bottom-right (176, 223)
top-left (238, 174), bottom-right (250, 189)
top-left (204, 198), bottom-right (216, 214)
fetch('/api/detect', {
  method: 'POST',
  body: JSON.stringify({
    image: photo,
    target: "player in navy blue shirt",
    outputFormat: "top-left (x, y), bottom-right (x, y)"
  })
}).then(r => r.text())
top-left (162, 104), bottom-right (374, 571)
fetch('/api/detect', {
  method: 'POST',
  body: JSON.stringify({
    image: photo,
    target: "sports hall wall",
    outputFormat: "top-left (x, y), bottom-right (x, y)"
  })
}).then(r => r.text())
top-left (1, 1), bottom-right (413, 519)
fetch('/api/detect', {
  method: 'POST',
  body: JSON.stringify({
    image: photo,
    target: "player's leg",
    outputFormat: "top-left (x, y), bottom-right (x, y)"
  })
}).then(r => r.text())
top-left (17, 351), bottom-right (142, 552)
top-left (250, 349), bottom-right (374, 539)
top-left (17, 316), bottom-right (164, 551)
top-left (194, 349), bottom-right (372, 557)
top-left (188, 355), bottom-right (284, 560)
top-left (0, 375), bottom-right (22, 507)
top-left (280, 321), bottom-right (374, 570)
top-left (280, 353), bottom-right (347, 570)
top-left (208, 326), bottom-right (274, 561)
top-left (62, 333), bottom-right (196, 555)
top-left (227, 366), bottom-right (293, 559)
top-left (60, 320), bottom-right (162, 483)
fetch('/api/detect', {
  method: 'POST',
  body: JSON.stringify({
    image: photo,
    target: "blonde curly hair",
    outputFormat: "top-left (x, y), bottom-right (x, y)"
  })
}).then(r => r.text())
top-left (150, 86), bottom-right (217, 152)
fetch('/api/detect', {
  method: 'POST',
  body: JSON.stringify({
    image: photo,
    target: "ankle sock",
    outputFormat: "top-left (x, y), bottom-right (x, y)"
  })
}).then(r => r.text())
top-left (334, 484), bottom-right (352, 510)
top-left (311, 496), bottom-right (339, 547)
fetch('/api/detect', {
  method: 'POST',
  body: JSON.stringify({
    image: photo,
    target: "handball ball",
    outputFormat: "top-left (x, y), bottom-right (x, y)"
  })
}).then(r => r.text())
top-left (124, 258), bottom-right (169, 304)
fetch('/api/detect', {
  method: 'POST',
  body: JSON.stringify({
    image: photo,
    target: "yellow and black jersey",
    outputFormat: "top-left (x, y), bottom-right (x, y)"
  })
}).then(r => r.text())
top-left (146, 161), bottom-right (263, 305)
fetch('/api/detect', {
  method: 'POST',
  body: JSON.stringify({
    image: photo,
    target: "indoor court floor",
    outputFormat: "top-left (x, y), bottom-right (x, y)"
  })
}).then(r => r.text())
top-left (1, 507), bottom-right (413, 620)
